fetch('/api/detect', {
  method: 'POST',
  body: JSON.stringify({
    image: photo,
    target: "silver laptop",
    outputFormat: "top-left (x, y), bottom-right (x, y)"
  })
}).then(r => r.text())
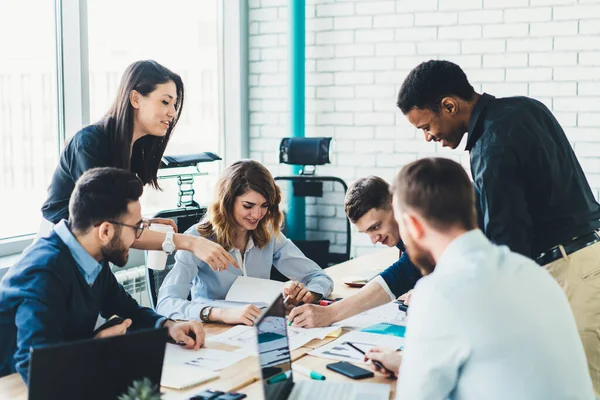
top-left (255, 294), bottom-right (390, 400)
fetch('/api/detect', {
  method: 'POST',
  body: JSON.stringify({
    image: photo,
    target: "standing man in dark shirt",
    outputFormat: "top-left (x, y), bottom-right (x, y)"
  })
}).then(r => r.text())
top-left (289, 176), bottom-right (422, 328)
top-left (396, 59), bottom-right (600, 393)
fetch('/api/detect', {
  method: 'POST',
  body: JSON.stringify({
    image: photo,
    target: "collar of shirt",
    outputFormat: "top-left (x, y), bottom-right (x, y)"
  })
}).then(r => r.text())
top-left (396, 240), bottom-right (406, 252)
top-left (465, 93), bottom-right (495, 152)
top-left (233, 235), bottom-right (256, 276)
top-left (54, 219), bottom-right (105, 286)
top-left (434, 229), bottom-right (490, 275)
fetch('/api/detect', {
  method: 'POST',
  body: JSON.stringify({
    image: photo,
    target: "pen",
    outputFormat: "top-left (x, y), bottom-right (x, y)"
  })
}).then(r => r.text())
top-left (283, 295), bottom-right (291, 306)
top-left (345, 341), bottom-right (396, 377)
top-left (292, 364), bottom-right (326, 380)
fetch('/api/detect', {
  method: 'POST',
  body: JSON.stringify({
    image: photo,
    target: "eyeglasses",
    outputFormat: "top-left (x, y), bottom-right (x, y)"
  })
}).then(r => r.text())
top-left (105, 219), bottom-right (150, 239)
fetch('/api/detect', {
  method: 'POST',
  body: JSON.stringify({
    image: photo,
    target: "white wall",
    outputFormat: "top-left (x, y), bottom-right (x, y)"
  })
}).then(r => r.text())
top-left (248, 0), bottom-right (600, 257)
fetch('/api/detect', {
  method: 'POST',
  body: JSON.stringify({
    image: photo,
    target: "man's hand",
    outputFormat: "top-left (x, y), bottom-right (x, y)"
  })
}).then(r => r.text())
top-left (186, 236), bottom-right (239, 272)
top-left (283, 281), bottom-right (318, 305)
top-left (165, 320), bottom-right (205, 350)
top-left (211, 305), bottom-right (262, 326)
top-left (288, 304), bottom-right (333, 328)
top-left (94, 318), bottom-right (132, 339)
top-left (365, 346), bottom-right (402, 376)
top-left (399, 289), bottom-right (413, 305)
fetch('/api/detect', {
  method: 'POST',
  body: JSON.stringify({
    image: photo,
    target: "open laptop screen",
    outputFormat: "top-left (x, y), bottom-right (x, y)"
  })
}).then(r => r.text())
top-left (256, 293), bottom-right (294, 400)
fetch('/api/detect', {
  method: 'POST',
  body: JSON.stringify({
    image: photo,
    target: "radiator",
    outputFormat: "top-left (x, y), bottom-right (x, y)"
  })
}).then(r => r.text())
top-left (114, 266), bottom-right (151, 308)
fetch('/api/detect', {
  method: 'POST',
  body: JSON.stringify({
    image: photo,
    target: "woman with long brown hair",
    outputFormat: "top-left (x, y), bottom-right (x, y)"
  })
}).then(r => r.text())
top-left (157, 160), bottom-right (333, 326)
top-left (40, 60), bottom-right (235, 271)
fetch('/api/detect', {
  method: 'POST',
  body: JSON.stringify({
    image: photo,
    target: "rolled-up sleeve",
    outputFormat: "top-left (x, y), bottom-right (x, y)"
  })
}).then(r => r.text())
top-left (156, 249), bottom-right (206, 321)
top-left (272, 233), bottom-right (334, 298)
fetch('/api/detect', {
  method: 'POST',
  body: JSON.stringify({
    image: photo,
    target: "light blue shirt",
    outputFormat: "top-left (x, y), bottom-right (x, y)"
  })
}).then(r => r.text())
top-left (397, 230), bottom-right (594, 400)
top-left (54, 219), bottom-right (103, 286)
top-left (156, 224), bottom-right (334, 320)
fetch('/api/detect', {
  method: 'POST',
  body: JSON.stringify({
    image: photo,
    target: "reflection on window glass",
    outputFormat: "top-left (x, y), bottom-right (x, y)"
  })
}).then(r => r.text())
top-left (0, 0), bottom-right (59, 239)
top-left (87, 0), bottom-right (221, 215)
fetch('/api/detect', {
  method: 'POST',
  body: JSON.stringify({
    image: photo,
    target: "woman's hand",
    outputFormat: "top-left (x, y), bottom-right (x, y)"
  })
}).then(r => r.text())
top-left (211, 305), bottom-right (263, 326)
top-left (180, 235), bottom-right (239, 271)
top-left (283, 281), bottom-right (318, 305)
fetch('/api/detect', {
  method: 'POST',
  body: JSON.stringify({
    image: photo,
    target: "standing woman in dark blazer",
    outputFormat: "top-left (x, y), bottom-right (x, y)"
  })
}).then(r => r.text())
top-left (40, 60), bottom-right (236, 271)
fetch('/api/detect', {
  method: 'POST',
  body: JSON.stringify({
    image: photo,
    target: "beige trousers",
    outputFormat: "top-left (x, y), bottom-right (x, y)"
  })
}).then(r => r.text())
top-left (545, 240), bottom-right (600, 395)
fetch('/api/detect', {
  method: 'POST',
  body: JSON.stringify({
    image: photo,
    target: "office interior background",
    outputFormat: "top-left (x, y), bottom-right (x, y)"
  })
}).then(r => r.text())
top-left (1, 0), bottom-right (599, 304)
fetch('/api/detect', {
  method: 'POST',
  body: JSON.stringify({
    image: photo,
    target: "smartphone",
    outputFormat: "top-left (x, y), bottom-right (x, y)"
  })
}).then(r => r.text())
top-left (92, 316), bottom-right (125, 336)
top-left (326, 361), bottom-right (374, 380)
top-left (215, 393), bottom-right (247, 400)
top-left (190, 390), bottom-right (224, 400)
top-left (345, 341), bottom-right (396, 377)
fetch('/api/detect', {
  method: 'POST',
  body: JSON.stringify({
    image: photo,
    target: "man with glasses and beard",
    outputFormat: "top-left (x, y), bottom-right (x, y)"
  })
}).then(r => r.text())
top-left (363, 158), bottom-right (594, 399)
top-left (0, 167), bottom-right (205, 384)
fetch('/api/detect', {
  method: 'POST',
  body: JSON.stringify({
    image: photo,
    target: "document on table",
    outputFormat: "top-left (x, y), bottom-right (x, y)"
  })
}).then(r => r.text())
top-left (207, 324), bottom-right (341, 354)
top-left (308, 330), bottom-right (405, 364)
top-left (225, 276), bottom-right (285, 305)
top-left (161, 364), bottom-right (218, 390)
top-left (333, 302), bottom-right (406, 329)
top-left (163, 343), bottom-right (248, 371)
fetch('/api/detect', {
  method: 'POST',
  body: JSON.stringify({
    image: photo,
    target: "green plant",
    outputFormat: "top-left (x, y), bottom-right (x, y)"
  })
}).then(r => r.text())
top-left (117, 377), bottom-right (162, 400)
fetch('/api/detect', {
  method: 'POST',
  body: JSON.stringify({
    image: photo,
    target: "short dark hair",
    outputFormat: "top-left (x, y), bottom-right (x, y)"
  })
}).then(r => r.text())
top-left (397, 60), bottom-right (475, 114)
top-left (345, 176), bottom-right (391, 223)
top-left (69, 167), bottom-right (144, 232)
top-left (391, 158), bottom-right (476, 231)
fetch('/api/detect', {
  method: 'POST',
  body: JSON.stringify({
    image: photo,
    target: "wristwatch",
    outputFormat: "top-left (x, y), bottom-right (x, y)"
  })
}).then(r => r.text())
top-left (162, 231), bottom-right (176, 254)
top-left (200, 306), bottom-right (213, 322)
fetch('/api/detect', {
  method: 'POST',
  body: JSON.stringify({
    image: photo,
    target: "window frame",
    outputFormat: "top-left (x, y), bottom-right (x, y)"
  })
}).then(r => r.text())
top-left (0, 0), bottom-right (245, 257)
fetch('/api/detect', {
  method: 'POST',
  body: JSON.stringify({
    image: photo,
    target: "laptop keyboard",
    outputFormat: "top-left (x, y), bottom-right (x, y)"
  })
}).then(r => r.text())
top-left (289, 382), bottom-right (354, 399)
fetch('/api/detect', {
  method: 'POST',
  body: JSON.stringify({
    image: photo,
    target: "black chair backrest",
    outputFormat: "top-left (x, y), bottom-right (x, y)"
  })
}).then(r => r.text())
top-left (145, 206), bottom-right (207, 309)
top-left (274, 176), bottom-right (351, 270)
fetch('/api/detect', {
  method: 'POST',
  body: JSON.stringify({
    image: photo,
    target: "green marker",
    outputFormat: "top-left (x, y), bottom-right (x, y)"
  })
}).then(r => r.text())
top-left (267, 372), bottom-right (289, 384)
top-left (293, 364), bottom-right (326, 380)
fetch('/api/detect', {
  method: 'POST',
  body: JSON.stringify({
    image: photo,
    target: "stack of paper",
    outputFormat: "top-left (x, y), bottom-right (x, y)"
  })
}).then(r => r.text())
top-left (225, 276), bottom-right (285, 305)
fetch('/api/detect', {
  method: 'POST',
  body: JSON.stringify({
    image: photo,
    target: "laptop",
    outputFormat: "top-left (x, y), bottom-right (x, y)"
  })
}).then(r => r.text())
top-left (255, 294), bottom-right (390, 400)
top-left (28, 327), bottom-right (168, 400)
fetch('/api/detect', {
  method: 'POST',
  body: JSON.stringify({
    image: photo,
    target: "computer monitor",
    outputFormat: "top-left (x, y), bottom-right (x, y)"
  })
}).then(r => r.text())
top-left (256, 294), bottom-right (295, 400)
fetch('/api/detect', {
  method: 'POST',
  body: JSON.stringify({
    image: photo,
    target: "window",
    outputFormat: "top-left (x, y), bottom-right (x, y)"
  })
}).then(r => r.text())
top-left (86, 0), bottom-right (221, 216)
top-left (0, 0), bottom-right (59, 240)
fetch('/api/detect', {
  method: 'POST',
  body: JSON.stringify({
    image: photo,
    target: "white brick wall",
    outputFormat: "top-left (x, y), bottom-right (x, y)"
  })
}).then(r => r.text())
top-left (249, 0), bottom-right (600, 258)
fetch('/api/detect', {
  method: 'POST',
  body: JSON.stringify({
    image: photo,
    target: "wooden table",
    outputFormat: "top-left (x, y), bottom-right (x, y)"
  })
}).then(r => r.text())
top-left (0, 247), bottom-right (400, 400)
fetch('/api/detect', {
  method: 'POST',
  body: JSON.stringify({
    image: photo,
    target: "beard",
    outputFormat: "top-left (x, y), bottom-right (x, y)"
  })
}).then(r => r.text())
top-left (101, 233), bottom-right (129, 268)
top-left (403, 231), bottom-right (436, 276)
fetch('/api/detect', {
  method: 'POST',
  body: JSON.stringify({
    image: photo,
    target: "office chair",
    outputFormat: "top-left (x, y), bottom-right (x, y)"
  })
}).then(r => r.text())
top-left (274, 137), bottom-right (351, 275)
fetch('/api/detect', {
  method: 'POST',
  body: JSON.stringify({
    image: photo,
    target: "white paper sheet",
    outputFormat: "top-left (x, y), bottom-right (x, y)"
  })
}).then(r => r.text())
top-left (163, 343), bottom-right (248, 371)
top-left (308, 330), bottom-right (405, 364)
top-left (333, 302), bottom-right (407, 329)
top-left (225, 276), bottom-right (285, 304)
top-left (210, 299), bottom-right (269, 309)
top-left (161, 364), bottom-right (218, 389)
top-left (207, 323), bottom-right (333, 354)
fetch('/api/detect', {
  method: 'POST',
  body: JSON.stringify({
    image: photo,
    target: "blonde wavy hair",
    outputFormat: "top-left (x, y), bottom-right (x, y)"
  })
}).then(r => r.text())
top-left (197, 160), bottom-right (283, 250)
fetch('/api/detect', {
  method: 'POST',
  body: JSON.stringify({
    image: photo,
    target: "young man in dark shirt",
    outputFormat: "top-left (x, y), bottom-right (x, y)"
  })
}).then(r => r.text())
top-left (0, 167), bottom-right (205, 383)
top-left (396, 59), bottom-right (600, 393)
top-left (289, 176), bottom-right (422, 328)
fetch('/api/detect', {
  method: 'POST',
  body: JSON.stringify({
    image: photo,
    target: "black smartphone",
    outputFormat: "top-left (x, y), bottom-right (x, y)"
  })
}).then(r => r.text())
top-left (215, 393), bottom-right (247, 400)
top-left (189, 390), bottom-right (224, 400)
top-left (326, 361), bottom-right (374, 380)
top-left (92, 316), bottom-right (125, 336)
